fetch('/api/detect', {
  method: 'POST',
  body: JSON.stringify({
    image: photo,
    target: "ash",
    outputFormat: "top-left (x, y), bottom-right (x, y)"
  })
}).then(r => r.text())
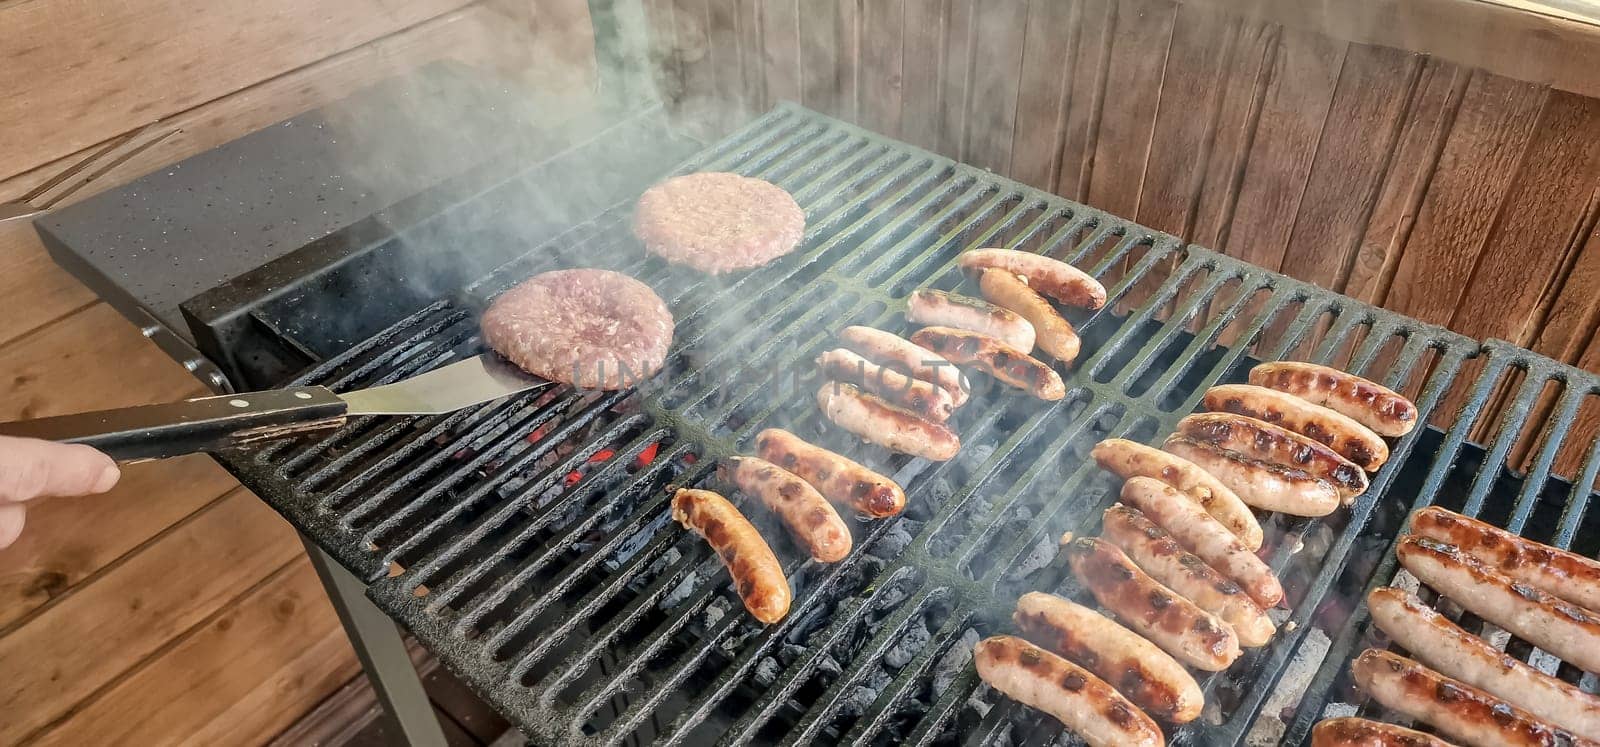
top-left (1244, 626), bottom-right (1330, 746)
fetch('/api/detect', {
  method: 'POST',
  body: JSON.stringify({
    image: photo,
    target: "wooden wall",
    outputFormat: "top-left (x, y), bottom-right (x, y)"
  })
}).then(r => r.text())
top-left (645, 0), bottom-right (1600, 476)
top-left (0, 0), bottom-right (593, 743)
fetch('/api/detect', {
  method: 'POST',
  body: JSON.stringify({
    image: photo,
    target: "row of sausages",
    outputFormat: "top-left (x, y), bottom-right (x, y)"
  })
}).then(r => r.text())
top-left (814, 249), bottom-right (1109, 460)
top-left (1313, 507), bottom-right (1600, 747)
top-left (670, 428), bottom-right (907, 623)
top-left (975, 361), bottom-right (1421, 745)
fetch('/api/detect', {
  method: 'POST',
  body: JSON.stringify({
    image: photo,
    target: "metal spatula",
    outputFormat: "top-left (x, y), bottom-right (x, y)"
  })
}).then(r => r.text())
top-left (0, 354), bottom-right (553, 461)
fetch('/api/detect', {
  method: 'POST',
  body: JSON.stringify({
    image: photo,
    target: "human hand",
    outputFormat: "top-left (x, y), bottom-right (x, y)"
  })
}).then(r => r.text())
top-left (0, 435), bottom-right (120, 549)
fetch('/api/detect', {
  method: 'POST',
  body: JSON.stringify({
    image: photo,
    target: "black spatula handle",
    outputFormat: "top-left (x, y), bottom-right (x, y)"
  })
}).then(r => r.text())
top-left (0, 386), bottom-right (349, 461)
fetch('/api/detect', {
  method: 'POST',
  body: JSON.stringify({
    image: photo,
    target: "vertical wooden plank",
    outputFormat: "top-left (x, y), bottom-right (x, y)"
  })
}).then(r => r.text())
top-left (900, 0), bottom-right (946, 151)
top-left (642, 0), bottom-right (684, 109)
top-left (836, 0), bottom-right (862, 122)
top-left (1445, 92), bottom-right (1600, 344)
top-left (761, 0), bottom-right (803, 105)
top-left (1381, 72), bottom-right (1546, 326)
top-left (963, 0), bottom-right (1029, 174)
top-left (798, 0), bottom-right (842, 117)
top-left (1085, 0), bottom-right (1177, 219)
top-left (1530, 212), bottom-right (1600, 369)
top-left (937, 0), bottom-right (977, 160)
top-left (1343, 58), bottom-right (1467, 302)
top-left (1136, 4), bottom-right (1237, 236)
top-left (1189, 21), bottom-right (1277, 248)
top-left (1221, 28), bottom-right (1347, 271)
top-left (1056, 0), bottom-right (1115, 201)
top-left (860, 0), bottom-right (906, 136)
top-left (1275, 44), bottom-right (1421, 291)
top-left (672, 0), bottom-right (718, 136)
top-left (735, 0), bottom-right (767, 111)
top-left (707, 0), bottom-right (748, 131)
top-left (1009, 0), bottom-right (1078, 191)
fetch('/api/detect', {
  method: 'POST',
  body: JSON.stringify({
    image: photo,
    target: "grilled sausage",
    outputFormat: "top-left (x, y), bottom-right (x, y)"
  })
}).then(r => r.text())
top-left (1251, 361), bottom-right (1417, 437)
top-left (907, 289), bottom-right (1036, 352)
top-left (719, 457), bottom-right (851, 563)
top-left (973, 635), bottom-right (1163, 747)
top-left (816, 382), bottom-right (960, 461)
top-left (838, 325), bottom-right (969, 407)
top-left (1163, 435), bottom-right (1341, 517)
top-left (1203, 384), bottom-right (1389, 470)
top-left (1368, 586), bottom-right (1600, 740)
top-left (1091, 438), bottom-right (1263, 550)
top-left (1117, 477), bottom-right (1284, 608)
top-left (816, 347), bottom-right (955, 422)
top-left (1410, 506), bottom-right (1600, 614)
top-left (1396, 535), bottom-right (1600, 675)
top-left (910, 326), bottom-right (1065, 400)
top-left (1065, 537), bottom-right (1241, 671)
top-left (754, 428), bottom-right (905, 518)
top-left (1176, 412), bottom-right (1368, 503)
top-left (1351, 649), bottom-right (1595, 747)
top-left (1101, 504), bottom-right (1275, 647)
top-left (1013, 591), bottom-right (1203, 723)
top-left (1310, 717), bottom-right (1457, 747)
top-left (978, 268), bottom-right (1081, 364)
top-left (671, 488), bottom-right (790, 624)
top-left (957, 248), bottom-right (1108, 309)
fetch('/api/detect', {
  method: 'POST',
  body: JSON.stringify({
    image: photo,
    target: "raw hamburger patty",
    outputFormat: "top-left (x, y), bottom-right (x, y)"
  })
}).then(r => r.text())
top-left (481, 269), bottom-right (674, 390)
top-left (633, 172), bottom-right (805, 273)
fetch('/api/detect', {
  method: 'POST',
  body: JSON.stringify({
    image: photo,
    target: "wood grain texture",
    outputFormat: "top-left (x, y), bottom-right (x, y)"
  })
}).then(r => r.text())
top-left (797, 0), bottom-right (843, 118)
top-left (760, 0), bottom-right (803, 105)
top-left (1085, 0), bottom-right (1176, 218)
top-left (1137, 3), bottom-right (1237, 236)
top-left (30, 558), bottom-right (358, 746)
top-left (1189, 20), bottom-right (1277, 248)
top-left (1008, 0), bottom-right (1078, 191)
top-left (899, 0), bottom-right (946, 151)
top-left (0, 491), bottom-right (302, 744)
top-left (963, 0), bottom-right (1029, 174)
top-left (1056, 0), bottom-right (1115, 201)
top-left (936, 0), bottom-right (977, 160)
top-left (0, 0), bottom-right (473, 180)
top-left (859, 0), bottom-right (906, 137)
top-left (1382, 72), bottom-right (1546, 325)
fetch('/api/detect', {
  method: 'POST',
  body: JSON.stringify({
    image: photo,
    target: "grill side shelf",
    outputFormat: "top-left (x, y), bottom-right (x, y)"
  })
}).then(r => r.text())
top-left (216, 102), bottom-right (1509, 747)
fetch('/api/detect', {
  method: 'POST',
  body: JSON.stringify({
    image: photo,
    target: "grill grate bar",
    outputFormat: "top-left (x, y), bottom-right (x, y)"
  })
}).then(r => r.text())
top-left (1508, 381), bottom-right (1590, 531)
top-left (1461, 364), bottom-right (1547, 517)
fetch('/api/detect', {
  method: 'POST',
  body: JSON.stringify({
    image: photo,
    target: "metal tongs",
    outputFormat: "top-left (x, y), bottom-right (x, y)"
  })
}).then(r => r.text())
top-left (0, 354), bottom-right (553, 461)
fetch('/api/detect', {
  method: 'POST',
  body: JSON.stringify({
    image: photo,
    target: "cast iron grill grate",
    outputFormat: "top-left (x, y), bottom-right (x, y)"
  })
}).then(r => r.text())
top-left (216, 104), bottom-right (1495, 745)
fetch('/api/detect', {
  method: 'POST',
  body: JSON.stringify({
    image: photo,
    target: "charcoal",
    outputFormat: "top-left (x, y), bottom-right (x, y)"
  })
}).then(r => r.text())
top-left (867, 521), bottom-right (915, 559)
top-left (933, 629), bottom-right (981, 697)
top-left (1007, 534), bottom-right (1057, 581)
top-left (755, 656), bottom-right (781, 684)
top-left (659, 570), bottom-right (703, 610)
top-left (883, 618), bottom-right (931, 669)
top-left (836, 685), bottom-right (878, 719)
top-left (703, 596), bottom-right (731, 626)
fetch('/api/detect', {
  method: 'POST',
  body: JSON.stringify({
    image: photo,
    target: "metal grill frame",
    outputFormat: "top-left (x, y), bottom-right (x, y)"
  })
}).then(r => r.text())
top-left (211, 103), bottom-right (1495, 746)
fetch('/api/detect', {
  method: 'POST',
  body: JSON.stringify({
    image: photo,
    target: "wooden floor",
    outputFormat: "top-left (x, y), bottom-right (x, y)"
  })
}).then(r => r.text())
top-left (0, 0), bottom-right (597, 741)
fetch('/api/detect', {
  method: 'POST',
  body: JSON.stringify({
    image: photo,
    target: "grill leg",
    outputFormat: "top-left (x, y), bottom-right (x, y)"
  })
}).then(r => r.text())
top-left (303, 537), bottom-right (448, 747)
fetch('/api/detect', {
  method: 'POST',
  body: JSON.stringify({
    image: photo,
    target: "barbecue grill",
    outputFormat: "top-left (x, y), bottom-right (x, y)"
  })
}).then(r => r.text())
top-left (141, 100), bottom-right (1560, 746)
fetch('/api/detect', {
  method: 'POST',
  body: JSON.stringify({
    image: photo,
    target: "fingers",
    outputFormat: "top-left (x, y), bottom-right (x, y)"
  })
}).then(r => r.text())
top-left (0, 504), bottom-right (24, 549)
top-left (0, 436), bottom-right (120, 504)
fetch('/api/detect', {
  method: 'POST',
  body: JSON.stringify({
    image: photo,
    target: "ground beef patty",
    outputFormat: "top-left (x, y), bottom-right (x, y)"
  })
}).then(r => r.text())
top-left (481, 269), bottom-right (673, 390)
top-left (633, 172), bottom-right (805, 273)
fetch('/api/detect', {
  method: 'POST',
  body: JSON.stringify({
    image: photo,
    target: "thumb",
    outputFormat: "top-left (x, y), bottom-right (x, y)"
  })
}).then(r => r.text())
top-left (0, 504), bottom-right (24, 549)
top-left (0, 436), bottom-right (121, 503)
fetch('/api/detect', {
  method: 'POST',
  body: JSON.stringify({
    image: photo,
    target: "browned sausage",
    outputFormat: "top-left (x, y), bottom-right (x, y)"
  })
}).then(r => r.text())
top-left (1203, 384), bottom-right (1389, 470)
top-left (816, 347), bottom-right (955, 422)
top-left (973, 635), bottom-right (1163, 747)
top-left (1176, 412), bottom-right (1368, 502)
top-left (1251, 361), bottom-right (1418, 437)
top-left (671, 488), bottom-right (791, 624)
top-left (719, 457), bottom-right (852, 563)
top-left (1065, 537), bottom-right (1241, 671)
top-left (754, 428), bottom-right (905, 518)
top-left (1163, 435), bottom-right (1341, 517)
top-left (838, 326), bottom-right (968, 407)
top-left (909, 326), bottom-right (1065, 400)
top-left (907, 288), bottom-right (1036, 352)
top-left (978, 268), bottom-right (1081, 364)
top-left (1013, 591), bottom-right (1203, 723)
top-left (1368, 586), bottom-right (1600, 741)
top-left (1100, 504), bottom-right (1275, 647)
top-left (816, 382), bottom-right (960, 461)
top-left (1310, 717), bottom-right (1456, 747)
top-left (1090, 438), bottom-right (1263, 550)
top-left (957, 248), bottom-right (1107, 309)
top-left (1351, 648), bottom-right (1595, 747)
top-left (1410, 506), bottom-right (1600, 614)
top-left (1117, 477), bottom-right (1284, 608)
top-left (1396, 535), bottom-right (1600, 675)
